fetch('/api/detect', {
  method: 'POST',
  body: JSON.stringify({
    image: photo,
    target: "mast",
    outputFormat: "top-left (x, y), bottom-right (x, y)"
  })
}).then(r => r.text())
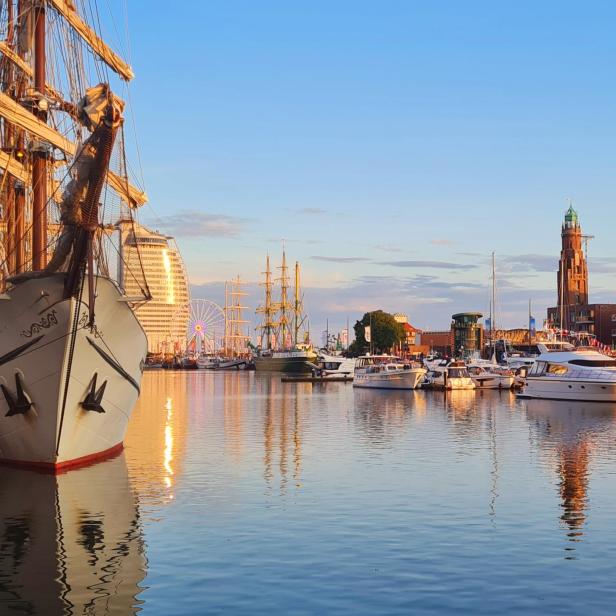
top-left (225, 275), bottom-right (249, 356)
top-left (278, 247), bottom-right (290, 349)
top-left (32, 0), bottom-right (47, 270)
top-left (257, 255), bottom-right (275, 350)
top-left (223, 281), bottom-right (228, 353)
top-left (491, 251), bottom-right (496, 358)
top-left (294, 261), bottom-right (301, 346)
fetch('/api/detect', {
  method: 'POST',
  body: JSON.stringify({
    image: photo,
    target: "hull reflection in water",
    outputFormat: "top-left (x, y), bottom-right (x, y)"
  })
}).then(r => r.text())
top-left (525, 399), bottom-right (616, 547)
top-left (0, 453), bottom-right (146, 614)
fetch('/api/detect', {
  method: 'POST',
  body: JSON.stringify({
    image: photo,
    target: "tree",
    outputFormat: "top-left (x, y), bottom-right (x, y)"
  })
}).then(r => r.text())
top-left (348, 310), bottom-right (405, 356)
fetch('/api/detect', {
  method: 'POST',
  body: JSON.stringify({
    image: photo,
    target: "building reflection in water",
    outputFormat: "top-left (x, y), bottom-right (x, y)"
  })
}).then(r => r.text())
top-left (525, 399), bottom-right (616, 550)
top-left (0, 453), bottom-right (146, 615)
top-left (125, 371), bottom-right (189, 506)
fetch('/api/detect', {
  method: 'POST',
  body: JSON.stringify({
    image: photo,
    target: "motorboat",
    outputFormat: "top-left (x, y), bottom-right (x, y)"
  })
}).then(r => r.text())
top-left (424, 361), bottom-right (475, 390)
top-left (467, 362), bottom-right (515, 389)
top-left (312, 353), bottom-right (356, 379)
top-left (353, 355), bottom-right (426, 390)
top-left (518, 343), bottom-right (616, 401)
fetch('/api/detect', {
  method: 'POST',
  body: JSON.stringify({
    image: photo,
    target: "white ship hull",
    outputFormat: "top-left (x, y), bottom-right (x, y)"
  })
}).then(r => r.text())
top-left (472, 375), bottom-right (514, 389)
top-left (0, 274), bottom-right (147, 470)
top-left (518, 377), bottom-right (616, 402)
top-left (353, 368), bottom-right (426, 390)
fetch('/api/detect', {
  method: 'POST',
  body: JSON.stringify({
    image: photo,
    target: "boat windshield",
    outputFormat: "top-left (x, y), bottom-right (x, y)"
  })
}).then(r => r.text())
top-left (449, 368), bottom-right (469, 378)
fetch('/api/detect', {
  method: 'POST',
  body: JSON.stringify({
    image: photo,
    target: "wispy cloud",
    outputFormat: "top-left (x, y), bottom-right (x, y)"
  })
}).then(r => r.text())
top-left (430, 238), bottom-right (455, 246)
top-left (157, 210), bottom-right (251, 238)
top-left (379, 260), bottom-right (476, 270)
top-left (499, 254), bottom-right (556, 273)
top-left (311, 255), bottom-right (371, 263)
top-left (293, 207), bottom-right (327, 215)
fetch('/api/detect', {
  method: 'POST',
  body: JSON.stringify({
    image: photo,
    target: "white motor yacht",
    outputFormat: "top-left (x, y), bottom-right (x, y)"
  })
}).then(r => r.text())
top-left (353, 355), bottom-right (426, 390)
top-left (518, 343), bottom-right (616, 401)
top-left (467, 363), bottom-right (514, 389)
top-left (425, 361), bottom-right (475, 390)
top-left (313, 353), bottom-right (356, 379)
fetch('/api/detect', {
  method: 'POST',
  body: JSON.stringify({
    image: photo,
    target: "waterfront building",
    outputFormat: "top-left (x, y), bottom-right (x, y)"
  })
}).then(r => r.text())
top-left (452, 312), bottom-right (483, 358)
top-left (547, 207), bottom-right (616, 348)
top-left (118, 220), bottom-right (190, 354)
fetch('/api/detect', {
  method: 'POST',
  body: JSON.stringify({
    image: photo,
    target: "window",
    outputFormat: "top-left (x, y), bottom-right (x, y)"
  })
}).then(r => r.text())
top-left (569, 359), bottom-right (616, 368)
top-left (529, 361), bottom-right (547, 376)
top-left (547, 363), bottom-right (568, 375)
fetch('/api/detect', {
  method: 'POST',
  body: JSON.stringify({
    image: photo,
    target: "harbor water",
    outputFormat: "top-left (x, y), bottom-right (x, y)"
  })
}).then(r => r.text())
top-left (2, 371), bottom-right (616, 614)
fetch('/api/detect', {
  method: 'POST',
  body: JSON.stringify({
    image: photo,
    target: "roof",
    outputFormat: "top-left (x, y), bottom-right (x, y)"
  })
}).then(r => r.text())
top-left (564, 204), bottom-right (578, 225)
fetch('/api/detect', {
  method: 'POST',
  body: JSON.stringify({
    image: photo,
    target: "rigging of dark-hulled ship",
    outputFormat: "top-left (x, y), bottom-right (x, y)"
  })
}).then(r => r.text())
top-left (0, 0), bottom-right (152, 469)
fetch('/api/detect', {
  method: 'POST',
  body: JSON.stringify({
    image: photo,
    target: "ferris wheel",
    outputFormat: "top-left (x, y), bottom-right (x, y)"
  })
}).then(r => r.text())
top-left (187, 299), bottom-right (226, 354)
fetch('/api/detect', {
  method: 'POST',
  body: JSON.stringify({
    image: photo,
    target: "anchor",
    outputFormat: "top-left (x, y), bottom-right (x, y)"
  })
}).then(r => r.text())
top-left (2, 373), bottom-right (32, 417)
top-left (81, 373), bottom-right (107, 413)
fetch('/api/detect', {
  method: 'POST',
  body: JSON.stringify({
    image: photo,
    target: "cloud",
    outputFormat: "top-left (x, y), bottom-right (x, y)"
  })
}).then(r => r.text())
top-left (294, 207), bottom-right (327, 215)
top-left (311, 255), bottom-right (371, 263)
top-left (430, 239), bottom-right (455, 246)
top-left (156, 210), bottom-right (250, 238)
top-left (499, 254), bottom-right (556, 273)
top-left (379, 260), bottom-right (476, 270)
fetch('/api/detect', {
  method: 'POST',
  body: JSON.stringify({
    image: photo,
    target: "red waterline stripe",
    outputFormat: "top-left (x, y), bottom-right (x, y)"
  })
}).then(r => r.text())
top-left (0, 442), bottom-right (124, 475)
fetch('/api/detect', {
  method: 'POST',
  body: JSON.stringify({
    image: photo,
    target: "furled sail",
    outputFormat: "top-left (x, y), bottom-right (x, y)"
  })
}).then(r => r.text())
top-left (0, 90), bottom-right (147, 207)
top-left (48, 0), bottom-right (134, 81)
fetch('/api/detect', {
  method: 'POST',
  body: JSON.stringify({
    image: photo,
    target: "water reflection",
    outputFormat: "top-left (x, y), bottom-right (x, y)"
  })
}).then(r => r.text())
top-left (525, 399), bottom-right (616, 549)
top-left (0, 453), bottom-right (146, 615)
top-left (353, 389), bottom-right (416, 447)
top-left (125, 371), bottom-right (189, 506)
top-left (256, 376), bottom-right (304, 492)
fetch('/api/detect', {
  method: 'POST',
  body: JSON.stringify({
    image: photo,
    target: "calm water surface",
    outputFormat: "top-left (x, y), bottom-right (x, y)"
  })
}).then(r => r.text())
top-left (2, 371), bottom-right (616, 614)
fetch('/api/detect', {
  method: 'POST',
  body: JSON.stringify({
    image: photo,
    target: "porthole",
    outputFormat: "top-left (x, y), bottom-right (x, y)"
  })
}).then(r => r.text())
top-left (581, 385), bottom-right (585, 389)
top-left (568, 385), bottom-right (572, 389)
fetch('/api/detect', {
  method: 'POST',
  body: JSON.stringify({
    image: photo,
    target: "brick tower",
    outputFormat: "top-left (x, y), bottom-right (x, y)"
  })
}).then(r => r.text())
top-left (557, 205), bottom-right (588, 328)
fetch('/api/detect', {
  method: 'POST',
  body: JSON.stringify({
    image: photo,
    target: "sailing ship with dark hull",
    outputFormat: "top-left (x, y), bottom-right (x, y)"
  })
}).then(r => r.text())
top-left (0, 0), bottom-right (149, 470)
top-left (255, 250), bottom-right (316, 373)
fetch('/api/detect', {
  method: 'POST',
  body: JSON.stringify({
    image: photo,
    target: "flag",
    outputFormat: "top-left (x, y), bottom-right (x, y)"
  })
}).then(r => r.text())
top-left (364, 325), bottom-right (371, 343)
top-left (485, 317), bottom-right (491, 330)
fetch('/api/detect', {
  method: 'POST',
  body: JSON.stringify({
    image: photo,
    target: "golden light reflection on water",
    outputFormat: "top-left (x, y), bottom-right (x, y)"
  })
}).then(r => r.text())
top-left (164, 397), bottom-right (174, 492)
top-left (125, 372), bottom-right (188, 507)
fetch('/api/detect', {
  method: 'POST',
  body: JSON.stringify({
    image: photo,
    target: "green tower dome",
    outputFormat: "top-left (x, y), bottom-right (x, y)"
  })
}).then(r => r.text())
top-left (564, 204), bottom-right (578, 225)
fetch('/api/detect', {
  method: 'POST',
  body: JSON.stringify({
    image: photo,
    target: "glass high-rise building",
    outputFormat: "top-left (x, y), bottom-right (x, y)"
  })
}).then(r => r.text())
top-left (117, 220), bottom-right (189, 354)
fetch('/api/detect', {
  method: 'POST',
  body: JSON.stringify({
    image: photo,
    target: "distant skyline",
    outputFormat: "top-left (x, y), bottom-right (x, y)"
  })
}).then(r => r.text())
top-left (116, 1), bottom-right (616, 337)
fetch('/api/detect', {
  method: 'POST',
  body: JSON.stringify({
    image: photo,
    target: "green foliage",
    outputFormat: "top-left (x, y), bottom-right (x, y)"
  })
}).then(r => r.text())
top-left (349, 310), bottom-right (405, 356)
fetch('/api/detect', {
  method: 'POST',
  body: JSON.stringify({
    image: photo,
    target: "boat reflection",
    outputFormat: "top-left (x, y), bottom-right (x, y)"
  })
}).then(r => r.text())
top-left (256, 375), bottom-right (304, 493)
top-left (352, 388), bottom-right (416, 446)
top-left (0, 453), bottom-right (146, 615)
top-left (524, 399), bottom-right (616, 550)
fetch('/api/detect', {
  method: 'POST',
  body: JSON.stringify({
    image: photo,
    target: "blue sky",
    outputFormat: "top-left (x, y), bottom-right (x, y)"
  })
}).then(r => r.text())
top-left (111, 1), bottom-right (616, 338)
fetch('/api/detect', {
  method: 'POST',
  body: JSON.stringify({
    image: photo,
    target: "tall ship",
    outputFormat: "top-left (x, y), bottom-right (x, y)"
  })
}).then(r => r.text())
top-left (255, 250), bottom-right (316, 372)
top-left (0, 0), bottom-right (149, 469)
